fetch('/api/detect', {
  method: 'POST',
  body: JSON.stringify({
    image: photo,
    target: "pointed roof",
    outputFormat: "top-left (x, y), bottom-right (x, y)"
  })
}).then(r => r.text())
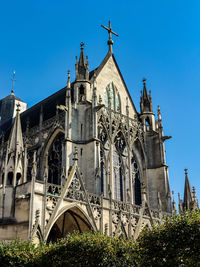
top-left (8, 103), bottom-right (24, 153)
top-left (183, 169), bottom-right (192, 210)
top-left (1, 91), bottom-right (25, 103)
top-left (140, 78), bottom-right (152, 113)
top-left (142, 78), bottom-right (149, 100)
top-left (78, 42), bottom-right (86, 66)
top-left (76, 42), bottom-right (89, 80)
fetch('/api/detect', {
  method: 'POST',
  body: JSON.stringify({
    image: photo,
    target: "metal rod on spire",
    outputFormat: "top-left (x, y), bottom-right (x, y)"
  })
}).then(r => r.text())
top-left (101, 21), bottom-right (119, 53)
top-left (11, 70), bottom-right (16, 94)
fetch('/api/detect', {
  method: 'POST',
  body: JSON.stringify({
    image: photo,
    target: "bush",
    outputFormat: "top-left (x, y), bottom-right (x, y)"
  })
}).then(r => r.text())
top-left (37, 232), bottom-right (138, 267)
top-left (137, 209), bottom-right (200, 267)
top-left (1, 210), bottom-right (200, 266)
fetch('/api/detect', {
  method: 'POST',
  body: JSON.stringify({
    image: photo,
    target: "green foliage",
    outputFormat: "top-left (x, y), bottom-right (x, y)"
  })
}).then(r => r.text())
top-left (38, 232), bottom-right (138, 267)
top-left (1, 210), bottom-right (200, 266)
top-left (137, 209), bottom-right (200, 267)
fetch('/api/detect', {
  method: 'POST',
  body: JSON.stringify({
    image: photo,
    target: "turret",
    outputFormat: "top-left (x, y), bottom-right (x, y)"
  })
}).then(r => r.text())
top-left (140, 78), bottom-right (155, 131)
top-left (183, 168), bottom-right (192, 210)
top-left (4, 103), bottom-right (24, 186)
top-left (74, 43), bottom-right (90, 104)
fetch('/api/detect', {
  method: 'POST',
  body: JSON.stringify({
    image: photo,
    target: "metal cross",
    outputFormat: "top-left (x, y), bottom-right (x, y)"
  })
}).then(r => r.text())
top-left (101, 21), bottom-right (119, 52)
top-left (11, 70), bottom-right (16, 94)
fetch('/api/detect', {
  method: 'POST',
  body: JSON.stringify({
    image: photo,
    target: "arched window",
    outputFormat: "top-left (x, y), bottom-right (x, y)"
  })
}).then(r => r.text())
top-left (79, 84), bottom-right (85, 102)
top-left (48, 133), bottom-right (64, 185)
top-left (131, 157), bottom-right (141, 205)
top-left (113, 132), bottom-right (126, 201)
top-left (99, 125), bottom-right (108, 196)
top-left (104, 83), bottom-right (121, 112)
top-left (145, 117), bottom-right (151, 131)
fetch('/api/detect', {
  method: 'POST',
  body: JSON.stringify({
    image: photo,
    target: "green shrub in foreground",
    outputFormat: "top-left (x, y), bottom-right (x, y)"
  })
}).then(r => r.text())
top-left (1, 210), bottom-right (200, 266)
top-left (137, 209), bottom-right (200, 267)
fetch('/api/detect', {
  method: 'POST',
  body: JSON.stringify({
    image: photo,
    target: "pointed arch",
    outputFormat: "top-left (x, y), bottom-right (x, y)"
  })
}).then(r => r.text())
top-left (46, 204), bottom-right (94, 242)
top-left (42, 128), bottom-right (65, 184)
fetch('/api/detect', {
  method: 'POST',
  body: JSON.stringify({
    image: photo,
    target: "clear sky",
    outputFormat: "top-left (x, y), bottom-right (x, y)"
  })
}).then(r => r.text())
top-left (0, 0), bottom-right (199, 207)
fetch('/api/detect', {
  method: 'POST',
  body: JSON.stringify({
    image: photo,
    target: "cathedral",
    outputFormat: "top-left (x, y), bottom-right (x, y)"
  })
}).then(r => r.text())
top-left (0, 23), bottom-right (175, 243)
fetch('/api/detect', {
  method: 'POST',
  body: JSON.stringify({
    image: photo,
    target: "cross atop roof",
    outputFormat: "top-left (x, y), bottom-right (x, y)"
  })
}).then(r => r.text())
top-left (11, 70), bottom-right (16, 94)
top-left (101, 21), bottom-right (119, 53)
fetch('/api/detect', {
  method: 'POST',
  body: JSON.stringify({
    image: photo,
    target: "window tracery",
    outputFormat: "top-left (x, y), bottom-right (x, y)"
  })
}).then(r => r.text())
top-left (131, 156), bottom-right (141, 205)
top-left (113, 132), bottom-right (126, 201)
top-left (104, 83), bottom-right (121, 112)
top-left (48, 133), bottom-right (64, 185)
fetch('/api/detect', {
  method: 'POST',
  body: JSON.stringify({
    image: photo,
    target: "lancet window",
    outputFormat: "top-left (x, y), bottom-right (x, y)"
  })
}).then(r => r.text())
top-left (131, 156), bottom-right (141, 205)
top-left (99, 125), bottom-right (108, 196)
top-left (48, 133), bottom-right (64, 185)
top-left (104, 83), bottom-right (121, 112)
top-left (113, 132), bottom-right (126, 201)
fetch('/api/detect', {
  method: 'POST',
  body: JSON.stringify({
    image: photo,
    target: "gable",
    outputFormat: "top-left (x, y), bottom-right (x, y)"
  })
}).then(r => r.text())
top-left (93, 53), bottom-right (138, 118)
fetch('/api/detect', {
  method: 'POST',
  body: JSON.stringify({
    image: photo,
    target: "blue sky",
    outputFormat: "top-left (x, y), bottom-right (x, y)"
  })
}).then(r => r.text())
top-left (0, 0), bottom-right (199, 206)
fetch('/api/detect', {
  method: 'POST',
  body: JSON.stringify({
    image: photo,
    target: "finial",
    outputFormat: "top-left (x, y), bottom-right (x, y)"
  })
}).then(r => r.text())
top-left (93, 72), bottom-right (97, 88)
top-left (73, 147), bottom-right (78, 161)
top-left (184, 168), bottom-right (188, 176)
top-left (192, 186), bottom-right (196, 197)
top-left (86, 55), bottom-right (88, 64)
top-left (157, 105), bottom-right (162, 121)
top-left (80, 42), bottom-right (84, 49)
top-left (11, 70), bottom-right (16, 94)
top-left (76, 56), bottom-right (78, 64)
top-left (143, 78), bottom-right (146, 87)
top-left (101, 21), bottom-right (119, 53)
top-left (67, 70), bottom-right (71, 89)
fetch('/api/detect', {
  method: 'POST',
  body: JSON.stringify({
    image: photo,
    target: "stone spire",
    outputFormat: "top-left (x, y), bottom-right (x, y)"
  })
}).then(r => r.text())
top-left (6, 103), bottom-right (24, 186)
top-left (183, 169), bottom-right (192, 210)
top-left (75, 42), bottom-right (89, 80)
top-left (9, 103), bottom-right (24, 153)
top-left (140, 78), bottom-right (152, 113)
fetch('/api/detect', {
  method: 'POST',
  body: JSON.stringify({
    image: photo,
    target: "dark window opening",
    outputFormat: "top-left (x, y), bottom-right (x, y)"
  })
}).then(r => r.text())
top-left (79, 85), bottom-right (85, 101)
top-left (135, 173), bottom-right (142, 205)
top-left (7, 172), bottom-right (13, 185)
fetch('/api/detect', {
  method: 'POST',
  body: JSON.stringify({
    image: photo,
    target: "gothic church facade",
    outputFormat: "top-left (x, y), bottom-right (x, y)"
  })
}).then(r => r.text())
top-left (0, 25), bottom-right (172, 243)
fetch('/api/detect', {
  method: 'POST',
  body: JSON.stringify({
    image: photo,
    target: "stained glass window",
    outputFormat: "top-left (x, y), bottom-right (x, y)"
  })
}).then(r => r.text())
top-left (104, 83), bottom-right (121, 112)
